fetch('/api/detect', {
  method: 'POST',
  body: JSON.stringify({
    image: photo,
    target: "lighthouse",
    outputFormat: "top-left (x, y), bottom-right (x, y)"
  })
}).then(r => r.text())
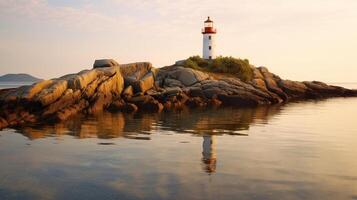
top-left (202, 16), bottom-right (217, 60)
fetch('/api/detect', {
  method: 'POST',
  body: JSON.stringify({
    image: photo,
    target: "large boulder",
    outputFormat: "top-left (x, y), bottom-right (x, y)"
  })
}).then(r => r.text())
top-left (122, 85), bottom-right (134, 97)
top-left (203, 87), bottom-right (227, 99)
top-left (42, 89), bottom-right (82, 116)
top-left (162, 78), bottom-right (184, 88)
top-left (278, 80), bottom-right (308, 97)
top-left (95, 67), bottom-right (124, 96)
top-left (21, 80), bottom-right (54, 100)
top-left (119, 62), bottom-right (152, 79)
top-left (156, 66), bottom-right (210, 87)
top-left (66, 70), bottom-right (98, 90)
top-left (163, 87), bottom-right (182, 97)
top-left (93, 59), bottom-right (119, 68)
top-left (132, 72), bottom-right (154, 93)
top-left (51, 99), bottom-right (88, 121)
top-left (34, 80), bottom-right (68, 106)
top-left (0, 65), bottom-right (125, 127)
top-left (188, 87), bottom-right (205, 98)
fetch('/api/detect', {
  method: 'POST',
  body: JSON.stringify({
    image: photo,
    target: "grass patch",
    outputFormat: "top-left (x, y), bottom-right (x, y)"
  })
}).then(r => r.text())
top-left (181, 56), bottom-right (253, 82)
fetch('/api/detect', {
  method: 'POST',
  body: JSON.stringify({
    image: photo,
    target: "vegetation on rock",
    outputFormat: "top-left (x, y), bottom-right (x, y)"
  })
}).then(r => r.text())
top-left (181, 56), bottom-right (253, 82)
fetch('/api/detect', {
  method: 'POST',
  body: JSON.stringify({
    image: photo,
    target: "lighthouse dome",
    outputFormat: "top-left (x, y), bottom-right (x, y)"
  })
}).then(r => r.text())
top-left (204, 16), bottom-right (213, 23)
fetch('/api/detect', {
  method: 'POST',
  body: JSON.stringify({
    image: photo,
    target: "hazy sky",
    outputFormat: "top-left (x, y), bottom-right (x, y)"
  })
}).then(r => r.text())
top-left (0, 0), bottom-right (356, 82)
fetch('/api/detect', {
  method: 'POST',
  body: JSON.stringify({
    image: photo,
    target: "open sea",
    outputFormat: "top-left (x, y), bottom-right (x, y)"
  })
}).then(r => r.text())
top-left (0, 83), bottom-right (357, 200)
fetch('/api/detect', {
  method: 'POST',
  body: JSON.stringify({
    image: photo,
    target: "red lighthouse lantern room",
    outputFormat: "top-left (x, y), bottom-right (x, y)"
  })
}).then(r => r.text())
top-left (202, 16), bottom-right (217, 34)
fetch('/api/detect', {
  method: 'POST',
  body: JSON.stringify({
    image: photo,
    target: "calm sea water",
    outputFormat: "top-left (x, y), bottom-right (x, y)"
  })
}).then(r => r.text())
top-left (0, 83), bottom-right (357, 200)
top-left (0, 82), bottom-right (36, 89)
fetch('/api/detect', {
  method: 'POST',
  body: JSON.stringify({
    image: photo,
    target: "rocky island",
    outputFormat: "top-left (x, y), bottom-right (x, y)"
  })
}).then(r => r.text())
top-left (0, 57), bottom-right (356, 130)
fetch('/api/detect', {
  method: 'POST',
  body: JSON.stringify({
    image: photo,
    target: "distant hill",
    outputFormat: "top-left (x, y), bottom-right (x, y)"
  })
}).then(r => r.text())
top-left (0, 73), bottom-right (42, 82)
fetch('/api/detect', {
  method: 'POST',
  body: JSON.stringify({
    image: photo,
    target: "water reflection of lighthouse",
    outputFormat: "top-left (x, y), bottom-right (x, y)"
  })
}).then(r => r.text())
top-left (202, 135), bottom-right (217, 174)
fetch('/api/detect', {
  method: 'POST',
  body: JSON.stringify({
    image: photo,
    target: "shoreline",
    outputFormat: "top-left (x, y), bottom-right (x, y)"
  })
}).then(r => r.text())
top-left (0, 60), bottom-right (356, 130)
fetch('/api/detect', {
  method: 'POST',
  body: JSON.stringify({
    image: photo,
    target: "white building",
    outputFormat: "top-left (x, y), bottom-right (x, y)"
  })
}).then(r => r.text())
top-left (202, 17), bottom-right (217, 60)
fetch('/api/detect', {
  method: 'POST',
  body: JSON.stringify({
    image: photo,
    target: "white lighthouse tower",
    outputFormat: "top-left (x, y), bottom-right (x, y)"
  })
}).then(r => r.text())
top-left (202, 16), bottom-right (217, 60)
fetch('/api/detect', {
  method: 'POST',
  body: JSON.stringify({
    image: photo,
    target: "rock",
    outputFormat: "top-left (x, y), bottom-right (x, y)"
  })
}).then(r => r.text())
top-left (203, 87), bottom-right (227, 99)
top-left (133, 72), bottom-right (154, 93)
top-left (218, 93), bottom-right (267, 106)
top-left (127, 94), bottom-right (163, 112)
top-left (107, 99), bottom-right (138, 113)
top-left (122, 103), bottom-right (138, 113)
top-left (208, 98), bottom-right (222, 107)
top-left (95, 67), bottom-right (124, 96)
top-left (154, 80), bottom-right (161, 88)
top-left (253, 68), bottom-right (264, 79)
top-left (163, 78), bottom-right (184, 88)
top-left (141, 100), bottom-right (163, 112)
top-left (42, 89), bottom-right (81, 116)
top-left (175, 59), bottom-right (186, 65)
top-left (303, 81), bottom-right (337, 94)
top-left (0, 117), bottom-right (8, 130)
top-left (87, 93), bottom-right (113, 114)
top-left (93, 59), bottom-right (119, 68)
top-left (128, 95), bottom-right (154, 104)
top-left (258, 66), bottom-right (270, 75)
top-left (124, 76), bottom-right (137, 88)
top-left (119, 62), bottom-right (152, 79)
top-left (172, 101), bottom-right (184, 110)
top-left (107, 99), bottom-right (126, 112)
top-left (264, 77), bottom-right (288, 100)
top-left (146, 89), bottom-right (160, 96)
top-left (163, 101), bottom-right (172, 110)
top-left (21, 80), bottom-right (54, 99)
top-left (67, 69), bottom-right (98, 90)
top-left (278, 80), bottom-right (308, 97)
top-left (82, 77), bottom-right (102, 99)
top-left (0, 86), bottom-right (30, 102)
top-left (191, 82), bottom-right (202, 88)
top-left (252, 78), bottom-right (267, 91)
top-left (177, 93), bottom-right (189, 104)
top-left (163, 87), bottom-right (182, 97)
top-left (188, 87), bottom-right (205, 98)
top-left (0, 62), bottom-right (356, 130)
top-left (34, 80), bottom-right (68, 106)
top-left (52, 100), bottom-right (88, 121)
top-left (122, 86), bottom-right (134, 97)
top-left (186, 97), bottom-right (206, 108)
top-left (156, 66), bottom-right (209, 86)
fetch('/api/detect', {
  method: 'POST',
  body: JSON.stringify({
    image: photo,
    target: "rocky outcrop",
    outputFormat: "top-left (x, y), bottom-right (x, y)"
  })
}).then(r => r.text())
top-left (0, 65), bottom-right (125, 128)
top-left (156, 65), bottom-right (210, 87)
top-left (0, 59), bottom-right (356, 130)
top-left (93, 59), bottom-right (120, 68)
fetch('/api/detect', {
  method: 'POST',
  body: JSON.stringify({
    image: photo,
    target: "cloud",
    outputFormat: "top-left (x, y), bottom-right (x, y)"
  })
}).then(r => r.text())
top-left (0, 0), bottom-right (357, 80)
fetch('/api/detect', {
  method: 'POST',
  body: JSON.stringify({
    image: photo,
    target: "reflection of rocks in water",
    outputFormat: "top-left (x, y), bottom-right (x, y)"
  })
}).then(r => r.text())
top-left (122, 112), bottom-right (160, 133)
top-left (17, 112), bottom-right (126, 140)
top-left (79, 112), bottom-right (125, 138)
top-left (158, 105), bottom-right (282, 135)
top-left (202, 135), bottom-right (216, 174)
top-left (15, 105), bottom-right (282, 140)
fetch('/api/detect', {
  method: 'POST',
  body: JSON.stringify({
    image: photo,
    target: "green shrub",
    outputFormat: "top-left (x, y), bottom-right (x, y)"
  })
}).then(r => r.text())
top-left (182, 56), bottom-right (253, 82)
top-left (183, 59), bottom-right (200, 70)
